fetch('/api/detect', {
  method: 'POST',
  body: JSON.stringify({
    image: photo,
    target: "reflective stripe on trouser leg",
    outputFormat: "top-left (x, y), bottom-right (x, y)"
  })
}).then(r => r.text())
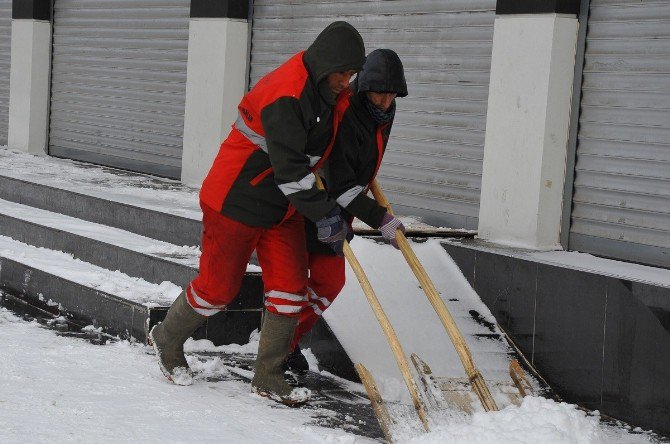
top-left (189, 203), bottom-right (262, 316)
top-left (264, 290), bottom-right (309, 315)
top-left (186, 284), bottom-right (227, 316)
top-left (290, 253), bottom-right (346, 351)
top-left (256, 211), bottom-right (309, 318)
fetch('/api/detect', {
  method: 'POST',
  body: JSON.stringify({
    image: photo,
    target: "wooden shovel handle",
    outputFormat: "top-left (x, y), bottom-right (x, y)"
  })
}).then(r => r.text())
top-left (370, 179), bottom-right (499, 412)
top-left (315, 174), bottom-right (430, 430)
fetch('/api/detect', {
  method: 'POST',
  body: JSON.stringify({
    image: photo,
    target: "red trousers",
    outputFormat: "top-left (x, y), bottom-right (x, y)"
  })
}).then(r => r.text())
top-left (188, 202), bottom-right (309, 317)
top-left (290, 252), bottom-right (346, 351)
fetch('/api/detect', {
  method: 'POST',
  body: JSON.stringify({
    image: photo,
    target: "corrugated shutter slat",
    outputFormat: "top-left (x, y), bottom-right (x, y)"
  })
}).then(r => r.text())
top-left (0, 0), bottom-right (11, 145)
top-left (49, 1), bottom-right (190, 178)
top-left (570, 0), bottom-right (670, 268)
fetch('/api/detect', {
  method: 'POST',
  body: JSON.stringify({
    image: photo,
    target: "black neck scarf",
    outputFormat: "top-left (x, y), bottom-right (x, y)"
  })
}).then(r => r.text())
top-left (364, 97), bottom-right (395, 125)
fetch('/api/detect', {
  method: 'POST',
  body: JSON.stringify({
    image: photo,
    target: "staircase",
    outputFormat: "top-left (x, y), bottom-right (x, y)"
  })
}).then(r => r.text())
top-left (0, 149), bottom-right (354, 378)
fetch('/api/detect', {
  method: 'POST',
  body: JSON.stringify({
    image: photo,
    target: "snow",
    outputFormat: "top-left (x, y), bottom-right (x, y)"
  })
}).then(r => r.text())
top-left (406, 397), bottom-right (653, 444)
top-left (529, 250), bottom-right (670, 288)
top-left (0, 306), bottom-right (372, 443)
top-left (444, 239), bottom-right (670, 289)
top-left (0, 148), bottom-right (202, 220)
top-left (0, 147), bottom-right (663, 442)
top-left (0, 306), bottom-right (654, 443)
top-left (0, 234), bottom-right (182, 307)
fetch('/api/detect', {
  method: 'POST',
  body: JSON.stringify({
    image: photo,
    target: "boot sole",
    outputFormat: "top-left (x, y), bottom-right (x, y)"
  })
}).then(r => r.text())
top-left (251, 386), bottom-right (309, 407)
top-left (149, 326), bottom-right (193, 386)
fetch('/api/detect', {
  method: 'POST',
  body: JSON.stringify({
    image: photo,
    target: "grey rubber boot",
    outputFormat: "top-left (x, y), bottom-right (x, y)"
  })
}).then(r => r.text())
top-left (252, 311), bottom-right (311, 405)
top-left (149, 292), bottom-right (206, 386)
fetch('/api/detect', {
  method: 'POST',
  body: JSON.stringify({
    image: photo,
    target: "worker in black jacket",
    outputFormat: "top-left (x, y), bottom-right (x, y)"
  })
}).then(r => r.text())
top-left (286, 49), bottom-right (408, 371)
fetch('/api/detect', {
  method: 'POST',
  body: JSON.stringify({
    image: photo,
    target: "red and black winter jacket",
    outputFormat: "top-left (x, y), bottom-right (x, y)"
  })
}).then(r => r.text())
top-left (306, 81), bottom-right (395, 254)
top-left (199, 22), bottom-right (365, 228)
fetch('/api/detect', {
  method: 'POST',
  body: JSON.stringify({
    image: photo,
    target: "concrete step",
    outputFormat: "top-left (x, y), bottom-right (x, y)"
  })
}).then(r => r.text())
top-left (0, 197), bottom-right (200, 287)
top-left (0, 149), bottom-right (356, 380)
top-left (0, 234), bottom-right (264, 345)
top-left (0, 174), bottom-right (202, 247)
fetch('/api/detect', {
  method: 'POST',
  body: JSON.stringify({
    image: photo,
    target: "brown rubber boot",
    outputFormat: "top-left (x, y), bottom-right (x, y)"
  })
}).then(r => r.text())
top-left (149, 292), bottom-right (206, 386)
top-left (251, 310), bottom-right (311, 406)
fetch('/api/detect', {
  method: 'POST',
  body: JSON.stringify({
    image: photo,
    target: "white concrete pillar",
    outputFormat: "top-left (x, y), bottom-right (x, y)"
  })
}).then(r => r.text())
top-left (180, 16), bottom-right (249, 187)
top-left (7, 18), bottom-right (52, 155)
top-left (477, 13), bottom-right (579, 250)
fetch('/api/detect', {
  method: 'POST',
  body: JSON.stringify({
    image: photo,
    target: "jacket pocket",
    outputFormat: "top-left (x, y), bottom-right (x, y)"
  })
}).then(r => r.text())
top-left (249, 167), bottom-right (273, 186)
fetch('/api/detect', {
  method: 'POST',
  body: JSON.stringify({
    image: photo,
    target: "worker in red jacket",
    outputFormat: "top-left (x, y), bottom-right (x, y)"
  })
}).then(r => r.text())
top-left (150, 22), bottom-right (365, 406)
top-left (284, 49), bottom-right (408, 373)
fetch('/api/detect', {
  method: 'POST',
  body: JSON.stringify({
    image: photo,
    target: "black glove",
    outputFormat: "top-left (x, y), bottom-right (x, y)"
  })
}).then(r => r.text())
top-left (379, 213), bottom-right (405, 249)
top-left (316, 207), bottom-right (348, 256)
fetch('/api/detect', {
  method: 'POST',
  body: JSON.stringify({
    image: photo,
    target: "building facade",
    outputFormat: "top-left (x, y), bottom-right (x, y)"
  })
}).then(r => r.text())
top-left (1, 0), bottom-right (668, 432)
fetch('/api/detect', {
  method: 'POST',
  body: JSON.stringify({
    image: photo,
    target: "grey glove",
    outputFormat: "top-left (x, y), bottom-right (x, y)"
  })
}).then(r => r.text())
top-left (316, 207), bottom-right (348, 256)
top-left (379, 213), bottom-right (405, 249)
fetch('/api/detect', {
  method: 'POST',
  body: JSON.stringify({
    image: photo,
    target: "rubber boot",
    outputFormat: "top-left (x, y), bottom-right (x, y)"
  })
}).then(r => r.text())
top-left (252, 311), bottom-right (311, 406)
top-left (149, 292), bottom-right (206, 386)
top-left (283, 346), bottom-right (309, 375)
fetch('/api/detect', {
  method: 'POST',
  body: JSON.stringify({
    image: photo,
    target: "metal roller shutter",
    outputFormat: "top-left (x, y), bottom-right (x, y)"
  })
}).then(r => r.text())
top-left (570, 0), bottom-right (670, 268)
top-left (49, 0), bottom-right (190, 178)
top-left (0, 0), bottom-right (11, 145)
top-left (250, 0), bottom-right (496, 229)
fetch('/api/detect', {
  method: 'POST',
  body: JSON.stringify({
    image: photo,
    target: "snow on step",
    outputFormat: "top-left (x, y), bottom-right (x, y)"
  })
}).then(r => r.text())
top-left (0, 148), bottom-right (201, 220)
top-left (0, 235), bottom-right (181, 307)
top-left (325, 237), bottom-right (516, 402)
top-left (0, 197), bottom-right (201, 269)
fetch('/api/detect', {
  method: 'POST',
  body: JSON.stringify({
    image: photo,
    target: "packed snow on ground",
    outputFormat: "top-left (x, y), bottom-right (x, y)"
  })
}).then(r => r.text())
top-left (0, 305), bottom-right (655, 444)
top-left (0, 306), bottom-right (372, 443)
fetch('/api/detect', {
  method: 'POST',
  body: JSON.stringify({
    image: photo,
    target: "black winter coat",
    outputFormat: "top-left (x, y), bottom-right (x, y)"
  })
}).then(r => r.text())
top-left (306, 79), bottom-right (394, 254)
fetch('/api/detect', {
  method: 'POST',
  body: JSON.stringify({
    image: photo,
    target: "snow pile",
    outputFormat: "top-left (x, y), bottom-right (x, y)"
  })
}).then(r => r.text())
top-left (408, 397), bottom-right (608, 443)
top-left (408, 396), bottom-right (655, 443)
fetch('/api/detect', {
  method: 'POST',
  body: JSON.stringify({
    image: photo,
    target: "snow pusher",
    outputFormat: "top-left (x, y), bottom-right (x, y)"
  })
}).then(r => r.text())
top-left (314, 175), bottom-right (429, 440)
top-left (316, 175), bottom-right (536, 440)
top-left (367, 181), bottom-right (537, 416)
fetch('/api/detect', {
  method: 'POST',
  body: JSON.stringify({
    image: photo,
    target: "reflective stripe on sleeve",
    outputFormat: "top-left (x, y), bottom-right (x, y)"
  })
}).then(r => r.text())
top-left (335, 185), bottom-right (364, 208)
top-left (277, 173), bottom-right (316, 196)
top-left (235, 114), bottom-right (268, 153)
top-left (308, 155), bottom-right (321, 167)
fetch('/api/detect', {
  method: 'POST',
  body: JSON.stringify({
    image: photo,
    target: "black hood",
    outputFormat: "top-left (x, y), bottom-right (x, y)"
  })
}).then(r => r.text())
top-left (357, 49), bottom-right (407, 97)
top-left (303, 21), bottom-right (366, 85)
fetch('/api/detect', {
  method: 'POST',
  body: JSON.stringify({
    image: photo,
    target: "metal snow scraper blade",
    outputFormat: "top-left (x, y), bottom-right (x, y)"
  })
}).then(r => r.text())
top-left (371, 179), bottom-right (511, 413)
top-left (314, 174), bottom-right (430, 438)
